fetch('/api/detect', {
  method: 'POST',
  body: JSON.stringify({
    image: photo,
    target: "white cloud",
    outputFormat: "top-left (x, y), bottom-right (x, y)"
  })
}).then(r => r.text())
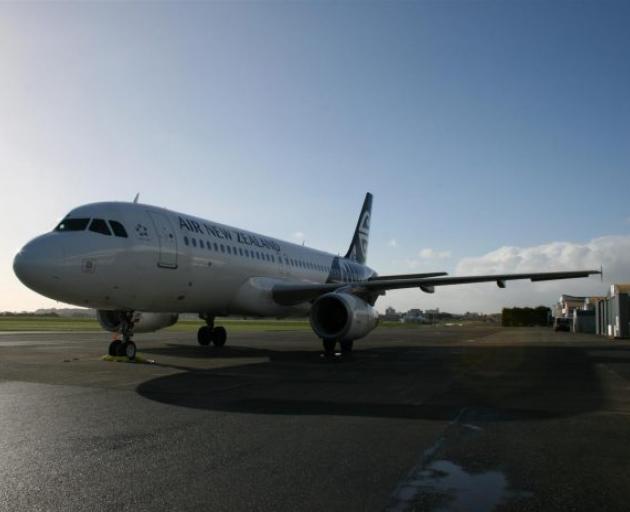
top-left (388, 238), bottom-right (398, 248)
top-left (454, 237), bottom-right (622, 276)
top-left (381, 235), bottom-right (630, 314)
top-left (419, 248), bottom-right (452, 259)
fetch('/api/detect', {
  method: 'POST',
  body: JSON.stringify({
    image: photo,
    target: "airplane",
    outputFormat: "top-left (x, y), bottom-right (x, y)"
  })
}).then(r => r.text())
top-left (13, 193), bottom-right (600, 359)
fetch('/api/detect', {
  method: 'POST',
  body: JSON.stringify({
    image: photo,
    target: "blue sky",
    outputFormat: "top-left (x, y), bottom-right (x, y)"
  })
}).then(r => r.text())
top-left (1, 1), bottom-right (629, 312)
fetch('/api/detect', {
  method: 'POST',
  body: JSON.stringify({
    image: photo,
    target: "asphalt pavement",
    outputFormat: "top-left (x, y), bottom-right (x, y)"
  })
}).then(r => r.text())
top-left (1, 326), bottom-right (629, 512)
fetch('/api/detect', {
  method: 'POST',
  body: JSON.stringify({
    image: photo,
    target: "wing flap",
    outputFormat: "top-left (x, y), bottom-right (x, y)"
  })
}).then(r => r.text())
top-left (369, 271), bottom-right (448, 281)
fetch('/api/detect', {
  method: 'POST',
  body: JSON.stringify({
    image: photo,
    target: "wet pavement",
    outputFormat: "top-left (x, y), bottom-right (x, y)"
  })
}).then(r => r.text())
top-left (1, 326), bottom-right (630, 511)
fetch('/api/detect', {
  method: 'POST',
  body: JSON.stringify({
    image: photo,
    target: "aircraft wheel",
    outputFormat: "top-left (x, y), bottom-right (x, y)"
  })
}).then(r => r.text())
top-left (322, 339), bottom-right (336, 357)
top-left (121, 340), bottom-right (136, 359)
top-left (340, 340), bottom-right (354, 354)
top-left (197, 326), bottom-right (212, 346)
top-left (212, 326), bottom-right (227, 347)
top-left (108, 340), bottom-right (121, 356)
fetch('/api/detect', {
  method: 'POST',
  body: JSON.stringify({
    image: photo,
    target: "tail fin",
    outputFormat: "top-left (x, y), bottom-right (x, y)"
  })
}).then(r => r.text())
top-left (344, 192), bottom-right (372, 265)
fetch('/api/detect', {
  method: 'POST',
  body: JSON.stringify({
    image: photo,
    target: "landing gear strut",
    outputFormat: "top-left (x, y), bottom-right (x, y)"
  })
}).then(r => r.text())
top-left (197, 315), bottom-right (228, 348)
top-left (322, 339), bottom-right (354, 358)
top-left (322, 339), bottom-right (337, 358)
top-left (108, 312), bottom-right (137, 359)
top-left (340, 340), bottom-right (354, 354)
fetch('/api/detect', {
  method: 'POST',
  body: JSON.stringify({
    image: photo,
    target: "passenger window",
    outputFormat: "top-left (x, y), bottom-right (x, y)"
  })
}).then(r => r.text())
top-left (227, 246), bottom-right (231, 255)
top-left (245, 249), bottom-right (249, 257)
top-left (192, 238), bottom-right (197, 247)
top-left (220, 244), bottom-right (225, 253)
top-left (256, 252), bottom-right (261, 260)
top-left (271, 255), bottom-right (275, 263)
top-left (214, 243), bottom-right (218, 251)
top-left (239, 248), bottom-right (243, 256)
top-left (89, 218), bottom-right (111, 236)
top-left (207, 241), bottom-right (212, 250)
top-left (184, 236), bottom-right (189, 246)
top-left (55, 218), bottom-right (90, 232)
top-left (108, 220), bottom-right (128, 238)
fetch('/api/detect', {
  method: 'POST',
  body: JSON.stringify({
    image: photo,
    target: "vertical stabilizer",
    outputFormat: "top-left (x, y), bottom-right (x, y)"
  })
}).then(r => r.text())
top-left (344, 193), bottom-right (372, 265)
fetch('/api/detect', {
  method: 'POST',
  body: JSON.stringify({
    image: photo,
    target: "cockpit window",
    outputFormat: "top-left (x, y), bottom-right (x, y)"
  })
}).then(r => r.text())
top-left (55, 218), bottom-right (90, 232)
top-left (89, 218), bottom-right (112, 236)
top-left (108, 220), bottom-right (128, 238)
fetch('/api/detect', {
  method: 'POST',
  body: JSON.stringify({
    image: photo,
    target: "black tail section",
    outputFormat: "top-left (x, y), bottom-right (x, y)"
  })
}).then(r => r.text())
top-left (344, 193), bottom-right (372, 265)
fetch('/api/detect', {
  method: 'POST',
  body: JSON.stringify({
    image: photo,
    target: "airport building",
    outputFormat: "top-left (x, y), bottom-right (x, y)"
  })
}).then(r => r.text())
top-left (595, 284), bottom-right (630, 338)
top-left (402, 308), bottom-right (426, 324)
top-left (554, 295), bottom-right (594, 319)
top-left (553, 294), bottom-right (605, 334)
top-left (556, 286), bottom-right (630, 338)
top-left (382, 307), bottom-right (402, 322)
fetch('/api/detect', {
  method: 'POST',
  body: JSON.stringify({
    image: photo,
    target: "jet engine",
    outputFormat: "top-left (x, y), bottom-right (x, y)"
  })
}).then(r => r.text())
top-left (309, 292), bottom-right (379, 341)
top-left (96, 310), bottom-right (179, 333)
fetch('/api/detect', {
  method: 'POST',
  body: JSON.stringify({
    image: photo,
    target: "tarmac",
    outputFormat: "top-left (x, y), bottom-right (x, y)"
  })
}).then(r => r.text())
top-left (1, 326), bottom-right (630, 512)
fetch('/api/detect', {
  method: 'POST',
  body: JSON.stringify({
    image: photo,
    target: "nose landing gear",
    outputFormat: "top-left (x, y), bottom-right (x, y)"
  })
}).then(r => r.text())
top-left (108, 312), bottom-right (137, 359)
top-left (197, 315), bottom-right (228, 348)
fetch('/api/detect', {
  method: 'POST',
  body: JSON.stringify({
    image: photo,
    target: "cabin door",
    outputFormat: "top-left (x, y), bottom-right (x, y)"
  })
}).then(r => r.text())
top-left (147, 211), bottom-right (178, 269)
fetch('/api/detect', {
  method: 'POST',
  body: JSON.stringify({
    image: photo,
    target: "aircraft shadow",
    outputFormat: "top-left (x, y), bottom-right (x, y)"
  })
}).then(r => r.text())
top-left (136, 343), bottom-right (611, 422)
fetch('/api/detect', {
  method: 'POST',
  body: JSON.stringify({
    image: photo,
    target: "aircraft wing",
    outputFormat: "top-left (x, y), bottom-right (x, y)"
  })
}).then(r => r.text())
top-left (272, 270), bottom-right (601, 306)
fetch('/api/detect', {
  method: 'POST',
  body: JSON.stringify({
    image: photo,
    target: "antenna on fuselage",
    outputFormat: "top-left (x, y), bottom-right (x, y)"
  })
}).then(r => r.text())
top-left (133, 193), bottom-right (140, 204)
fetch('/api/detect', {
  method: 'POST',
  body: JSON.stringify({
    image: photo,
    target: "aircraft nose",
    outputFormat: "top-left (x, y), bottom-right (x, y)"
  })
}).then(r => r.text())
top-left (13, 235), bottom-right (65, 292)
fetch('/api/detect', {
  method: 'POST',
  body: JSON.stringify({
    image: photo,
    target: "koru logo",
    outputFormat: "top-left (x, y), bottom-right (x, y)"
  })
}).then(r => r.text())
top-left (357, 211), bottom-right (370, 255)
top-left (135, 224), bottom-right (149, 238)
top-left (359, 211), bottom-right (370, 233)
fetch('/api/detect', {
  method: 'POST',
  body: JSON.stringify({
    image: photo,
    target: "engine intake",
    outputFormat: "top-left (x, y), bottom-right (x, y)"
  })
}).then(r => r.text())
top-left (310, 293), bottom-right (379, 341)
top-left (97, 310), bottom-right (178, 333)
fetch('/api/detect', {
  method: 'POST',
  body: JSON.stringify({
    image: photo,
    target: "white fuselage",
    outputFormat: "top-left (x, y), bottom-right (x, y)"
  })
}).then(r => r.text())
top-left (13, 202), bottom-right (375, 316)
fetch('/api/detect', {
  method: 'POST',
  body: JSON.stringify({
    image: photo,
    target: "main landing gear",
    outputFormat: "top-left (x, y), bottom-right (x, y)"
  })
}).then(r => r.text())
top-left (322, 339), bottom-right (354, 358)
top-left (108, 312), bottom-right (137, 359)
top-left (197, 315), bottom-right (227, 348)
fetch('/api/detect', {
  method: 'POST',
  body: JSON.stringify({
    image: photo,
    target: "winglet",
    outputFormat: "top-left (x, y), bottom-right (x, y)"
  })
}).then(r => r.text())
top-left (601, 264), bottom-right (604, 282)
top-left (133, 193), bottom-right (140, 204)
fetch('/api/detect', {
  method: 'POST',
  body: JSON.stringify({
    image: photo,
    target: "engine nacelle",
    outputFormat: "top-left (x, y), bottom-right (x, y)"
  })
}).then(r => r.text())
top-left (96, 310), bottom-right (179, 333)
top-left (309, 293), bottom-right (379, 341)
